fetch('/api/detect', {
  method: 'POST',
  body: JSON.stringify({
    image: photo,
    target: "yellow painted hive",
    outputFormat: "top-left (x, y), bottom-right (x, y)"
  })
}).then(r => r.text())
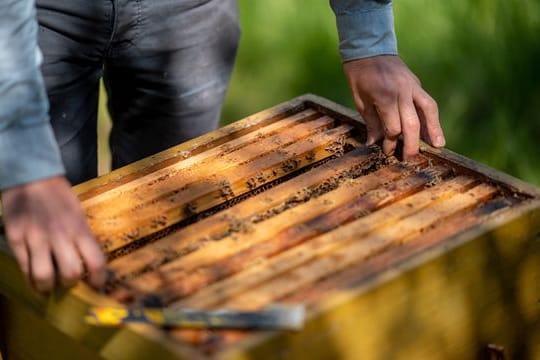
top-left (1, 94), bottom-right (540, 359)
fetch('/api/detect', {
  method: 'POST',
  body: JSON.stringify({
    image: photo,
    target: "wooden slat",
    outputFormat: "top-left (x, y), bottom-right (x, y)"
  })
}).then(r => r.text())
top-left (287, 196), bottom-right (520, 306)
top-left (421, 144), bottom-right (540, 198)
top-left (108, 158), bottom-right (410, 282)
top-left (74, 96), bottom-right (313, 201)
top-left (91, 124), bottom-right (355, 252)
top-left (106, 146), bottom-right (394, 281)
top-left (174, 175), bottom-right (478, 309)
top-left (110, 165), bottom-right (448, 303)
top-left (220, 183), bottom-right (498, 310)
top-left (83, 112), bottom-right (329, 215)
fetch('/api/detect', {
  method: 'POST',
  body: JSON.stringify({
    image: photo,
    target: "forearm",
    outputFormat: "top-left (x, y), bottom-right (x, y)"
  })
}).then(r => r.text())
top-left (0, 0), bottom-right (64, 190)
top-left (330, 0), bottom-right (397, 61)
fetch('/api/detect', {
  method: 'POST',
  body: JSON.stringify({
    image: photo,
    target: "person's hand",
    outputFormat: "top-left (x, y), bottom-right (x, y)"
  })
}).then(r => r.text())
top-left (343, 55), bottom-right (445, 160)
top-left (1, 176), bottom-right (106, 294)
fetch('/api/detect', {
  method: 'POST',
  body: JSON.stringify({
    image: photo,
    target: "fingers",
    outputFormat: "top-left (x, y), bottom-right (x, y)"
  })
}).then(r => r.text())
top-left (32, 227), bottom-right (105, 291)
top-left (26, 224), bottom-right (105, 293)
top-left (413, 88), bottom-right (445, 147)
top-left (362, 105), bottom-right (385, 145)
top-left (374, 100), bottom-right (401, 156)
top-left (50, 211), bottom-right (106, 289)
top-left (27, 231), bottom-right (55, 294)
top-left (360, 91), bottom-right (438, 160)
top-left (53, 235), bottom-right (106, 289)
top-left (350, 88), bottom-right (384, 145)
top-left (398, 95), bottom-right (421, 160)
top-left (51, 235), bottom-right (83, 288)
top-left (351, 86), bottom-right (398, 150)
top-left (8, 233), bottom-right (30, 278)
top-left (5, 220), bottom-right (54, 294)
top-left (77, 230), bottom-right (107, 288)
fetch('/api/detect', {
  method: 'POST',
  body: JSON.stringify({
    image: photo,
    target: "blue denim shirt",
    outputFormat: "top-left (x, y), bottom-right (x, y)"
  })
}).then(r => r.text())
top-left (0, 0), bottom-right (64, 190)
top-left (0, 0), bottom-right (396, 190)
top-left (331, 0), bottom-right (397, 61)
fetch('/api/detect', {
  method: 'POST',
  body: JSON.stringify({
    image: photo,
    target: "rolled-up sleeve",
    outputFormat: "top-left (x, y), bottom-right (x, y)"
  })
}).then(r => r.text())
top-left (0, 0), bottom-right (65, 190)
top-left (330, 0), bottom-right (398, 62)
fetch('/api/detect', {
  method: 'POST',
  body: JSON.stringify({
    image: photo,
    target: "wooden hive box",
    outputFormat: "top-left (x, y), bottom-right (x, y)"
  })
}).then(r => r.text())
top-left (1, 94), bottom-right (540, 359)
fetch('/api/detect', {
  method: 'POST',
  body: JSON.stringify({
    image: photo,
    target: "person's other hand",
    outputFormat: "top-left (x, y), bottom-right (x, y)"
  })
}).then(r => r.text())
top-left (343, 55), bottom-right (445, 160)
top-left (1, 176), bottom-right (106, 294)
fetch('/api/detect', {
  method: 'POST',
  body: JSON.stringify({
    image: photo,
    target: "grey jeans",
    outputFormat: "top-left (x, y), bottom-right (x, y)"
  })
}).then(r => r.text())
top-left (36, 0), bottom-right (240, 185)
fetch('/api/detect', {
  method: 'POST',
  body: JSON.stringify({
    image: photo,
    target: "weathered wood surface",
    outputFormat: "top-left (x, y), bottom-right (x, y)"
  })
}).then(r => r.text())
top-left (106, 146), bottom-right (386, 280)
top-left (174, 175), bottom-right (482, 309)
top-left (110, 163), bottom-right (441, 302)
top-left (87, 122), bottom-right (355, 253)
top-left (1, 94), bottom-right (540, 360)
top-left (209, 203), bottom-right (540, 360)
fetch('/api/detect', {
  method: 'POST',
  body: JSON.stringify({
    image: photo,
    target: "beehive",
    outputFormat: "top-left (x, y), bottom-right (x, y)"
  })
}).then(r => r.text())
top-left (1, 94), bottom-right (540, 359)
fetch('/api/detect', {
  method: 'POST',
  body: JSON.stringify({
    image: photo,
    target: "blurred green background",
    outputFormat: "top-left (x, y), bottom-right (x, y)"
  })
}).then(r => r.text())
top-left (98, 0), bottom-right (540, 185)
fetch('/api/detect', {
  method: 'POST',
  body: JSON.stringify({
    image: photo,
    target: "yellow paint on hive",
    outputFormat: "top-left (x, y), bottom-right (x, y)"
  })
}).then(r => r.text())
top-left (86, 307), bottom-right (129, 326)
